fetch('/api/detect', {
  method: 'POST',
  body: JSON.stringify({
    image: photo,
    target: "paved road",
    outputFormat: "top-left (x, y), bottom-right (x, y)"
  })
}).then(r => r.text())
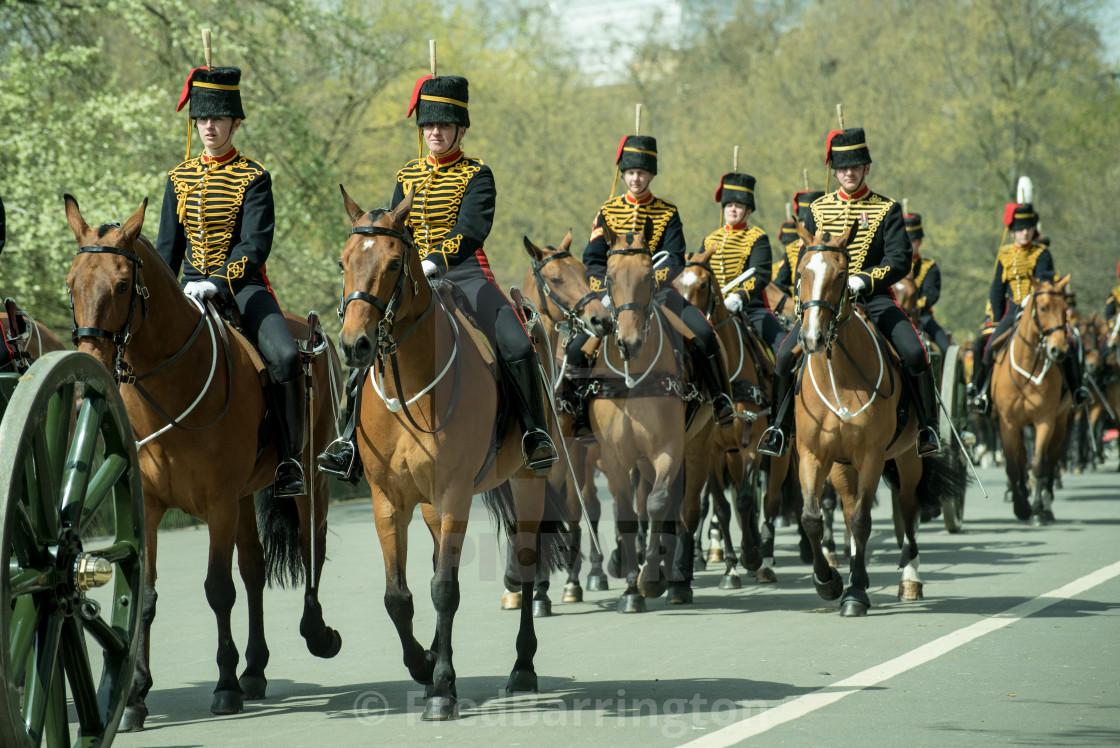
top-left (100, 460), bottom-right (1120, 747)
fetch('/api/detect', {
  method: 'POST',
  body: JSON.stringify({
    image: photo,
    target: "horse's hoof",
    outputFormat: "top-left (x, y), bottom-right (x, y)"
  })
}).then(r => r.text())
top-left (897, 580), bottom-right (924, 601)
top-left (840, 588), bottom-right (871, 617)
top-left (608, 550), bottom-right (623, 578)
top-left (506, 668), bottom-right (539, 694)
top-left (719, 573), bottom-right (743, 589)
top-left (1003, 489), bottom-right (1014, 503)
top-left (239, 674), bottom-right (268, 700)
top-left (421, 696), bottom-right (458, 721)
top-left (305, 626), bottom-right (342, 659)
top-left (753, 567), bottom-right (776, 584)
top-left (562, 582), bottom-right (583, 603)
top-left (824, 549), bottom-right (840, 569)
top-left (707, 547), bottom-right (724, 564)
top-left (814, 568), bottom-right (843, 601)
top-left (1031, 511), bottom-right (1048, 527)
top-left (119, 705), bottom-right (148, 732)
top-left (1012, 495), bottom-right (1031, 521)
top-left (667, 583), bottom-right (694, 604)
top-left (586, 574), bottom-right (609, 591)
top-left (1044, 509), bottom-right (1055, 522)
top-left (501, 590), bottom-right (522, 610)
top-left (533, 598), bottom-right (552, 618)
top-left (211, 689), bottom-right (244, 715)
top-left (693, 555), bottom-right (708, 573)
top-left (617, 593), bottom-right (647, 613)
top-left (637, 578), bottom-right (668, 599)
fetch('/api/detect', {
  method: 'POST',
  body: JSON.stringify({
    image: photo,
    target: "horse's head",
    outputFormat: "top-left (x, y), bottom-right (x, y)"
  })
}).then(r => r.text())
top-left (64, 194), bottom-right (151, 379)
top-left (674, 244), bottom-right (718, 318)
top-left (336, 186), bottom-right (418, 369)
top-left (603, 218), bottom-right (655, 361)
top-left (893, 274), bottom-right (919, 323)
top-left (794, 219), bottom-right (855, 355)
top-left (1026, 274), bottom-right (1072, 362)
top-left (523, 231), bottom-right (611, 339)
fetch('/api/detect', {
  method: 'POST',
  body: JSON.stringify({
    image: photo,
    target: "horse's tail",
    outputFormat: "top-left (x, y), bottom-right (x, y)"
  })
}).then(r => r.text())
top-left (481, 480), bottom-right (575, 576)
top-left (256, 487), bottom-right (306, 588)
top-left (882, 447), bottom-right (972, 517)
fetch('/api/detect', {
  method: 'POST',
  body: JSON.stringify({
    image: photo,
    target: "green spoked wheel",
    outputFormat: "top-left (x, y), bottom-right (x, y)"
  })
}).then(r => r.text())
top-left (1, 351), bottom-right (144, 748)
top-left (938, 344), bottom-right (966, 533)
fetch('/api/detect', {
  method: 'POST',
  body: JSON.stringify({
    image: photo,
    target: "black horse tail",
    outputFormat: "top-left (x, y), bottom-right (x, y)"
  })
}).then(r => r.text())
top-left (481, 479), bottom-right (575, 577)
top-left (882, 447), bottom-right (972, 518)
top-left (257, 487), bottom-right (305, 588)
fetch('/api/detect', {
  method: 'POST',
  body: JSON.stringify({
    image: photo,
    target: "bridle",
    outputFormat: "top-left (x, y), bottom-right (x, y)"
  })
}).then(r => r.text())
top-left (531, 248), bottom-right (599, 346)
top-left (605, 244), bottom-right (656, 340)
top-left (797, 244), bottom-right (852, 350)
top-left (1018, 290), bottom-right (1068, 351)
top-left (682, 258), bottom-right (723, 324)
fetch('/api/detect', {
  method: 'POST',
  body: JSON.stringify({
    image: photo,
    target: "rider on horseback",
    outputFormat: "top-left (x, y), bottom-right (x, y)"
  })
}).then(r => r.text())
top-left (155, 65), bottom-right (307, 498)
top-left (701, 172), bottom-right (785, 354)
top-left (318, 73), bottom-right (558, 480)
top-left (557, 133), bottom-right (736, 436)
top-left (905, 212), bottom-right (953, 352)
top-left (758, 127), bottom-right (942, 459)
top-left (967, 202), bottom-right (1091, 412)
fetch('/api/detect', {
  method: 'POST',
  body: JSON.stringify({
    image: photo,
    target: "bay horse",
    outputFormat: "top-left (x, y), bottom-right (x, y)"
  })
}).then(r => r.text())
top-left (990, 275), bottom-right (1074, 523)
top-left (587, 220), bottom-right (724, 610)
top-left (335, 187), bottom-right (568, 720)
top-left (2, 298), bottom-right (67, 373)
top-left (520, 232), bottom-right (612, 608)
top-left (64, 195), bottom-right (342, 729)
top-left (791, 221), bottom-right (966, 616)
top-left (764, 281), bottom-right (798, 330)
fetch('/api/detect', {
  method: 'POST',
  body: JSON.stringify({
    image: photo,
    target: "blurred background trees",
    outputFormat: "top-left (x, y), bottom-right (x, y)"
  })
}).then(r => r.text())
top-left (2, 0), bottom-right (1117, 340)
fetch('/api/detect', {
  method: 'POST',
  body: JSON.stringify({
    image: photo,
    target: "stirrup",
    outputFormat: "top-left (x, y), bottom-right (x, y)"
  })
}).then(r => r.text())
top-left (315, 437), bottom-right (362, 484)
top-left (1073, 386), bottom-right (1091, 407)
top-left (521, 429), bottom-right (558, 476)
top-left (274, 459), bottom-right (306, 498)
top-left (757, 425), bottom-right (789, 458)
top-left (712, 394), bottom-right (735, 428)
top-left (916, 427), bottom-right (941, 458)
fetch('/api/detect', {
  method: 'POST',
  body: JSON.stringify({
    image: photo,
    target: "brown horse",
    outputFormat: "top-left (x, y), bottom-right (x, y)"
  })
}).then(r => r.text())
top-left (791, 222), bottom-right (965, 616)
top-left (64, 195), bottom-right (342, 730)
top-left (335, 188), bottom-right (568, 720)
top-left (587, 220), bottom-right (722, 610)
top-left (892, 274), bottom-right (920, 325)
top-left (520, 232), bottom-right (611, 606)
top-left (764, 280), bottom-right (798, 330)
top-left (674, 247), bottom-right (786, 584)
top-left (2, 298), bottom-right (66, 372)
top-left (990, 276), bottom-right (1074, 523)
top-left (1080, 313), bottom-right (1120, 470)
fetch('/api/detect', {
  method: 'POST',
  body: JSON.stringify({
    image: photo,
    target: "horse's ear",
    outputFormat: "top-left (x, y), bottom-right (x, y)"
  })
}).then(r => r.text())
top-left (339, 185), bottom-right (364, 225)
top-left (835, 219), bottom-right (858, 249)
top-left (1057, 273), bottom-right (1072, 293)
top-left (694, 241), bottom-right (716, 264)
top-left (601, 220), bottom-right (617, 247)
top-left (122, 198), bottom-right (148, 244)
top-left (388, 188), bottom-right (415, 227)
top-left (794, 219), bottom-right (813, 245)
top-left (522, 235), bottom-right (544, 262)
top-left (559, 229), bottom-right (573, 254)
top-left (63, 194), bottom-right (90, 241)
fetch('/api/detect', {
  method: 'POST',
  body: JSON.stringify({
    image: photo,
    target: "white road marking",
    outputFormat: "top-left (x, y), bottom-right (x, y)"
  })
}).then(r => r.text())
top-left (681, 560), bottom-right (1120, 747)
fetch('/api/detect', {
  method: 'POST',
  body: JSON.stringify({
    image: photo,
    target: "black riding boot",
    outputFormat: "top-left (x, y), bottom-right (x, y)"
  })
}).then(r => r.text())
top-left (913, 368), bottom-right (942, 457)
top-left (558, 349), bottom-right (592, 439)
top-left (1061, 355), bottom-right (1091, 408)
top-left (274, 376), bottom-right (307, 497)
top-left (968, 355), bottom-right (992, 414)
top-left (506, 353), bottom-right (559, 476)
top-left (757, 373), bottom-right (794, 457)
top-left (699, 350), bottom-right (735, 428)
top-left (315, 367), bottom-right (364, 485)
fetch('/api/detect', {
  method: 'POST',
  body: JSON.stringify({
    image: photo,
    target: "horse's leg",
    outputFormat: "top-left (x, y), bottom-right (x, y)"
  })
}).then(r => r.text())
top-left (820, 481), bottom-right (839, 567)
top-left (834, 463), bottom-right (876, 617)
top-left (694, 478), bottom-right (712, 570)
top-left (120, 503), bottom-right (165, 732)
top-left (205, 503), bottom-right (246, 715)
top-left (506, 477), bottom-right (548, 694)
top-left (894, 453), bottom-right (925, 602)
top-left (713, 468), bottom-right (744, 587)
top-left (298, 473), bottom-right (342, 657)
top-left (670, 450), bottom-right (708, 604)
top-left (234, 494), bottom-right (268, 700)
top-left (637, 456), bottom-right (682, 600)
top-left (373, 488), bottom-right (435, 687)
top-left (608, 473), bottom-right (644, 613)
top-left (424, 501), bottom-right (468, 721)
top-left (798, 453), bottom-right (842, 600)
top-left (999, 416), bottom-right (1031, 520)
top-left (1034, 416), bottom-right (1066, 525)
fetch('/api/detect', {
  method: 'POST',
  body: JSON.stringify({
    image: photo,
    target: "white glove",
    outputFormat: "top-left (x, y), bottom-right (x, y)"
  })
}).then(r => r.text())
top-left (601, 293), bottom-right (613, 309)
top-left (847, 276), bottom-right (867, 296)
top-left (183, 280), bottom-right (219, 300)
top-left (724, 294), bottom-right (743, 314)
top-left (421, 259), bottom-right (440, 279)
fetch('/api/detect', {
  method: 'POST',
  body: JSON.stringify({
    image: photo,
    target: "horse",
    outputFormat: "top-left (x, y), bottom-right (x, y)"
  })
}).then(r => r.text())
top-left (2, 297), bottom-right (67, 372)
top-left (64, 195), bottom-right (342, 730)
top-left (586, 219), bottom-right (725, 611)
top-left (892, 274), bottom-right (920, 325)
top-left (764, 280), bottom-right (798, 330)
top-left (520, 232), bottom-right (612, 609)
top-left (674, 247), bottom-right (793, 585)
top-left (791, 221), bottom-right (966, 616)
top-left (334, 187), bottom-right (569, 720)
top-left (1080, 313), bottom-right (1120, 470)
top-left (990, 275), bottom-right (1074, 524)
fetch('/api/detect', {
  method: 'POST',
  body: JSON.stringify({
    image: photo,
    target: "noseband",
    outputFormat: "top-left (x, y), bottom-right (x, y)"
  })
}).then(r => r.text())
top-left (71, 240), bottom-right (150, 382)
top-left (605, 246), bottom-right (656, 332)
top-left (532, 249), bottom-right (598, 344)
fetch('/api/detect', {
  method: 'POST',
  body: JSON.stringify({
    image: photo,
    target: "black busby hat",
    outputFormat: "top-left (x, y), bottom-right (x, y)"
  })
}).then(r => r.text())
top-left (777, 219), bottom-right (798, 246)
top-left (795, 190), bottom-right (825, 227)
top-left (616, 135), bottom-right (658, 175)
top-left (826, 127), bottom-right (872, 169)
top-left (715, 173), bottom-right (756, 210)
top-left (176, 66), bottom-right (246, 120)
top-left (407, 75), bottom-right (470, 128)
top-left (904, 213), bottom-right (924, 241)
top-left (1003, 203), bottom-right (1039, 231)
